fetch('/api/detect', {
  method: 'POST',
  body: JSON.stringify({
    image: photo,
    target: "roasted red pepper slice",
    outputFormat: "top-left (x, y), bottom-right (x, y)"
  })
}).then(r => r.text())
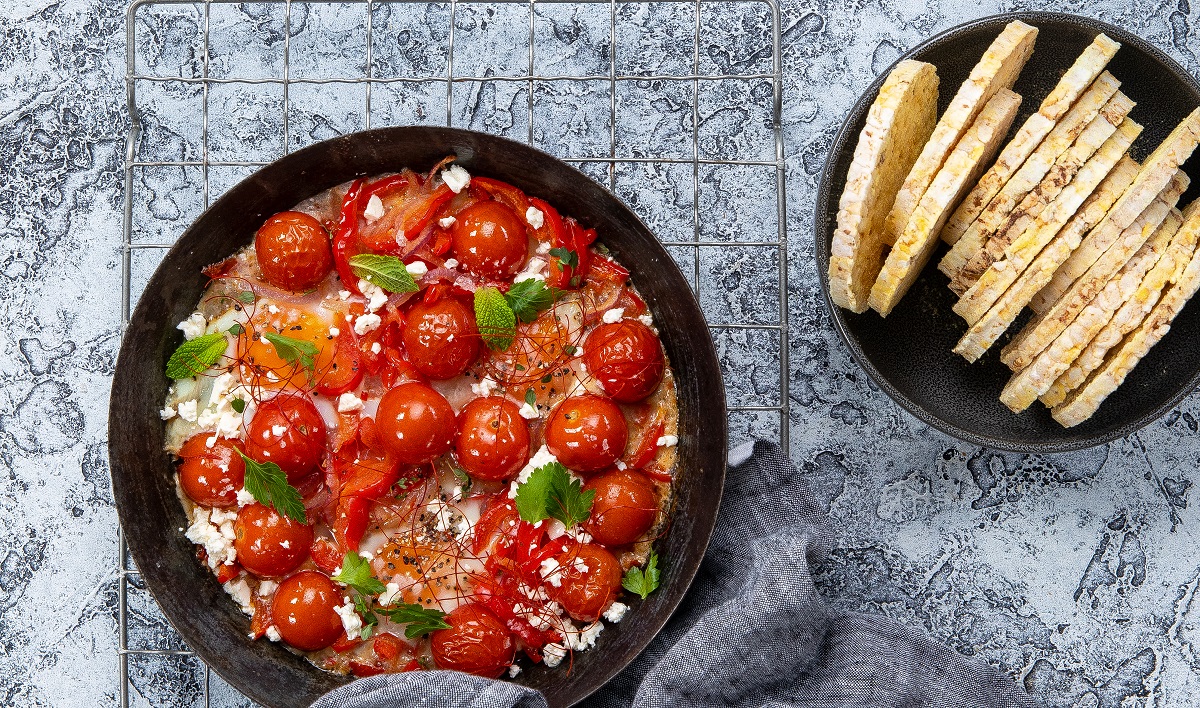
top-left (372, 632), bottom-right (406, 661)
top-left (627, 419), bottom-right (665, 470)
top-left (332, 634), bottom-right (362, 653)
top-left (588, 255), bottom-right (630, 285)
top-left (249, 593), bottom-right (273, 640)
top-left (398, 184), bottom-right (455, 241)
top-left (362, 173), bottom-right (411, 200)
top-left (547, 217), bottom-right (596, 289)
top-left (333, 178), bottom-right (368, 295)
top-left (333, 454), bottom-right (402, 550)
top-left (349, 660), bottom-right (386, 677)
top-left (472, 176), bottom-right (530, 216)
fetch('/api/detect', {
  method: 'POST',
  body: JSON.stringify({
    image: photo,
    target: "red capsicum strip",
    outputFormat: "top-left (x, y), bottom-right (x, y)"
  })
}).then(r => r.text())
top-left (333, 178), bottom-right (367, 295)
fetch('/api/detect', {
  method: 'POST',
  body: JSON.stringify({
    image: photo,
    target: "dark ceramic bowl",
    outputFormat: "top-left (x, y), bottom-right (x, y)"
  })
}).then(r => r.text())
top-left (109, 127), bottom-right (727, 707)
top-left (815, 12), bottom-right (1200, 452)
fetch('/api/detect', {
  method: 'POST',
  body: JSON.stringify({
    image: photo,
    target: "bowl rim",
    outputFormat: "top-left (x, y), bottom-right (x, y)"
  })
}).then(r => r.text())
top-left (109, 125), bottom-right (727, 707)
top-left (813, 10), bottom-right (1200, 453)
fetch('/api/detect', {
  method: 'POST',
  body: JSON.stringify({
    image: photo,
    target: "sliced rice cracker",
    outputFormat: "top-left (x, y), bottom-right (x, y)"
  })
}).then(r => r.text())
top-left (829, 60), bottom-right (939, 312)
top-left (942, 33), bottom-right (1120, 245)
top-left (869, 89), bottom-right (1022, 316)
top-left (882, 21), bottom-right (1038, 247)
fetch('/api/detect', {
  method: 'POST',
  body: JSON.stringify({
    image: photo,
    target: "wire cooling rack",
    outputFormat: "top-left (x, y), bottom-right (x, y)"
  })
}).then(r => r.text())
top-left (120, 0), bottom-right (786, 703)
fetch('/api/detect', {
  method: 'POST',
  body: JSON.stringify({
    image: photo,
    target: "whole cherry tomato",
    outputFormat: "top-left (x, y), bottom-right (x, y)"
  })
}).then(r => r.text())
top-left (374, 382), bottom-right (457, 464)
top-left (583, 469), bottom-right (657, 546)
top-left (549, 543), bottom-right (623, 622)
top-left (271, 570), bottom-right (345, 651)
top-left (450, 201), bottom-right (528, 279)
top-left (254, 211), bottom-right (334, 292)
top-left (544, 394), bottom-right (628, 473)
top-left (583, 320), bottom-right (665, 402)
top-left (234, 503), bottom-right (313, 577)
top-left (178, 434), bottom-right (245, 507)
top-left (430, 604), bottom-right (515, 678)
top-left (455, 397), bottom-right (530, 481)
top-left (401, 298), bottom-right (480, 380)
top-left (244, 393), bottom-right (327, 484)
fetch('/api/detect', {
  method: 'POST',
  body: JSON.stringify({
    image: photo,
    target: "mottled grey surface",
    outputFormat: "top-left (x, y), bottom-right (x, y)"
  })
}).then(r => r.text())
top-left (6, 0), bottom-right (1200, 706)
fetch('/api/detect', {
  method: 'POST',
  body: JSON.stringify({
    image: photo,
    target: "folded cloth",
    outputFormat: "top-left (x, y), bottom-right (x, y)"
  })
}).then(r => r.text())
top-left (312, 441), bottom-right (1036, 708)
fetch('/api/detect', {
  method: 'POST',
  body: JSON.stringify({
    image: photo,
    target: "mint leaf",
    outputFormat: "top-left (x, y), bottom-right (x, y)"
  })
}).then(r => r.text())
top-left (514, 461), bottom-right (595, 528)
top-left (263, 332), bottom-right (319, 374)
top-left (622, 550), bottom-right (661, 599)
top-left (549, 247), bottom-right (578, 270)
top-left (236, 291), bottom-right (255, 304)
top-left (474, 286), bottom-right (517, 351)
top-left (236, 451), bottom-right (308, 524)
top-left (504, 279), bottom-right (560, 323)
top-left (349, 254), bottom-right (420, 294)
top-left (379, 602), bottom-right (451, 639)
top-left (333, 550), bottom-right (387, 596)
top-left (524, 389), bottom-right (537, 407)
top-left (166, 332), bottom-right (228, 379)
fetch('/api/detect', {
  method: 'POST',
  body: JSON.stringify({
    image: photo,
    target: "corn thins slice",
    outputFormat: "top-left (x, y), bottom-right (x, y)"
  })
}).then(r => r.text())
top-left (1029, 107), bottom-right (1200, 317)
top-left (883, 21), bottom-right (1038, 248)
top-left (1053, 240), bottom-right (1200, 427)
top-left (955, 92), bottom-right (1134, 290)
top-left (829, 60), bottom-right (939, 313)
top-left (869, 89), bottom-right (1022, 316)
top-left (941, 72), bottom-right (1121, 291)
top-left (1041, 202), bottom-right (1200, 408)
top-left (999, 206), bottom-right (1181, 413)
top-left (942, 34), bottom-right (1120, 245)
top-left (953, 117), bottom-right (1141, 328)
top-left (951, 155), bottom-right (1141, 363)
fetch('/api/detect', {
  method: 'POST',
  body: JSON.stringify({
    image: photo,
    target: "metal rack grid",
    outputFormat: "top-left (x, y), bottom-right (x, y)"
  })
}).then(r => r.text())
top-left (120, 0), bottom-right (787, 703)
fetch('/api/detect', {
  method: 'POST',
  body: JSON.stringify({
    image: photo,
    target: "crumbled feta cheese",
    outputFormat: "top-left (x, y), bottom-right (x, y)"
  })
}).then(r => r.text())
top-left (358, 279), bottom-right (389, 313)
top-left (194, 372), bottom-right (255, 441)
top-left (337, 393), bottom-right (364, 413)
top-left (329, 326), bottom-right (340, 337)
top-left (236, 488), bottom-right (256, 507)
top-left (657, 434), bottom-right (678, 447)
top-left (160, 405), bottom-right (177, 421)
top-left (526, 206), bottom-right (544, 229)
top-left (441, 165), bottom-right (471, 193)
top-left (471, 376), bottom-right (499, 397)
top-left (338, 290), bottom-right (352, 301)
top-left (518, 401), bottom-right (539, 420)
top-left (177, 399), bottom-right (198, 422)
top-left (514, 257), bottom-right (548, 284)
top-left (224, 576), bottom-right (254, 616)
top-left (439, 216), bottom-right (457, 229)
top-left (354, 313), bottom-right (383, 336)
top-left (187, 507), bottom-right (237, 568)
top-left (271, 424), bottom-right (287, 436)
top-left (572, 557), bottom-right (590, 573)
top-left (602, 307), bottom-right (625, 324)
top-left (508, 664), bottom-right (521, 678)
top-left (370, 342), bottom-right (381, 355)
top-left (567, 621), bottom-right (603, 651)
top-left (539, 558), bottom-right (563, 587)
top-left (509, 445), bottom-right (560, 498)
top-left (379, 582), bottom-right (402, 607)
top-left (257, 580), bottom-right (279, 597)
top-left (334, 598), bottom-right (363, 640)
top-left (566, 527), bottom-right (593, 544)
top-left (406, 261), bottom-right (428, 277)
top-left (177, 312), bottom-right (207, 340)
top-left (614, 459), bottom-right (627, 471)
top-left (637, 314), bottom-right (654, 327)
top-left (267, 304), bottom-right (280, 315)
top-left (542, 643), bottom-right (567, 668)
top-left (266, 625), bottom-right (282, 642)
top-left (545, 519), bottom-right (567, 540)
top-left (443, 258), bottom-right (459, 268)
top-left (603, 602), bottom-right (628, 623)
top-left (363, 194), bottom-right (385, 221)
top-left (536, 240), bottom-right (551, 255)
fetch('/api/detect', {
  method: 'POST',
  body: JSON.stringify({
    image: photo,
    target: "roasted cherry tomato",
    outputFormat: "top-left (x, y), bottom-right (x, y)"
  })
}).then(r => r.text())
top-left (549, 543), bottom-right (623, 622)
top-left (254, 211), bottom-right (334, 292)
top-left (374, 382), bottom-right (457, 464)
top-left (583, 320), bottom-right (665, 402)
top-left (455, 397), bottom-right (530, 481)
top-left (234, 503), bottom-right (313, 577)
top-left (401, 298), bottom-right (480, 380)
top-left (244, 393), bottom-right (327, 484)
top-left (450, 201), bottom-right (528, 279)
top-left (177, 435), bottom-right (245, 507)
top-left (544, 394), bottom-right (628, 473)
top-left (430, 604), bottom-right (516, 678)
top-left (271, 570), bottom-right (344, 651)
top-left (583, 469), bottom-right (657, 546)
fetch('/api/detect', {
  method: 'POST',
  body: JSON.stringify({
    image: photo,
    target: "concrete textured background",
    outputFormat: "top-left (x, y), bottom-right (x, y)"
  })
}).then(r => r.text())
top-left (5, 0), bottom-right (1200, 705)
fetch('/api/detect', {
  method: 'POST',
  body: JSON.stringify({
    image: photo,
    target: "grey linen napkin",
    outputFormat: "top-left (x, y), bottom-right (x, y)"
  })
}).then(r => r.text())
top-left (312, 441), bottom-right (1036, 708)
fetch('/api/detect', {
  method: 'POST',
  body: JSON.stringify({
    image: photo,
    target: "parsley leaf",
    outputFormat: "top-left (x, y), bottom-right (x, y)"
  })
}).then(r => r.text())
top-left (549, 247), bottom-right (578, 270)
top-left (622, 549), bottom-right (661, 599)
top-left (333, 551), bottom-right (387, 596)
top-left (236, 451), bottom-right (308, 524)
top-left (349, 253), bottom-right (420, 293)
top-left (504, 279), bottom-right (560, 323)
top-left (474, 286), bottom-right (517, 351)
top-left (263, 332), bottom-right (319, 374)
top-left (231, 398), bottom-right (246, 413)
top-left (379, 602), bottom-right (451, 639)
top-left (165, 332), bottom-right (228, 379)
top-left (353, 593), bottom-right (378, 640)
top-left (514, 461), bottom-right (595, 528)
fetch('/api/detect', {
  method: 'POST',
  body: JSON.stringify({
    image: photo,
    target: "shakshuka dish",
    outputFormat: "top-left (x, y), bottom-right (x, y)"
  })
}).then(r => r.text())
top-left (158, 157), bottom-right (678, 679)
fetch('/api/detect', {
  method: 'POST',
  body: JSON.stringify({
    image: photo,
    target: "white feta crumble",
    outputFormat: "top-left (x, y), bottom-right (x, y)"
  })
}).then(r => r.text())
top-left (542, 643), bottom-right (567, 668)
top-left (358, 279), bottom-right (389, 313)
top-left (236, 488), bottom-right (256, 507)
top-left (329, 326), bottom-right (340, 337)
top-left (518, 401), bottom-right (539, 420)
top-left (572, 557), bottom-right (590, 573)
top-left (536, 240), bottom-right (551, 255)
top-left (224, 576), bottom-right (254, 616)
top-left (406, 261), bottom-right (429, 277)
top-left (257, 580), bottom-right (279, 597)
top-left (379, 582), bottom-right (402, 607)
top-left (508, 664), bottom-right (522, 678)
top-left (441, 165), bottom-right (471, 193)
top-left (337, 393), bottom-right (364, 414)
top-left (335, 598), bottom-right (363, 640)
top-left (354, 313), bottom-right (383, 336)
top-left (509, 445), bottom-right (560, 499)
top-left (614, 459), bottom-right (627, 471)
top-left (363, 194), bottom-right (385, 221)
top-left (338, 290), bottom-right (352, 301)
top-left (187, 507), bottom-right (238, 568)
top-left (176, 399), bottom-right (198, 423)
top-left (160, 405), bottom-right (177, 421)
top-left (177, 312), bottom-right (207, 340)
top-left (539, 558), bottom-right (563, 587)
top-left (657, 434), bottom-right (678, 447)
top-left (566, 527), bottom-right (593, 544)
top-left (439, 216), bottom-right (457, 229)
top-left (526, 206), bottom-right (544, 229)
top-left (637, 314), bottom-right (654, 327)
top-left (471, 375), bottom-right (500, 397)
top-left (602, 307), bottom-right (625, 324)
top-left (271, 424), bottom-right (287, 436)
top-left (267, 304), bottom-right (280, 315)
top-left (370, 342), bottom-right (381, 355)
top-left (514, 257), bottom-right (547, 284)
top-left (602, 602), bottom-right (629, 624)
top-left (566, 621), bottom-right (604, 651)
top-left (443, 258), bottom-right (459, 268)
top-left (265, 625), bottom-right (282, 642)
top-left (194, 372), bottom-right (255, 440)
